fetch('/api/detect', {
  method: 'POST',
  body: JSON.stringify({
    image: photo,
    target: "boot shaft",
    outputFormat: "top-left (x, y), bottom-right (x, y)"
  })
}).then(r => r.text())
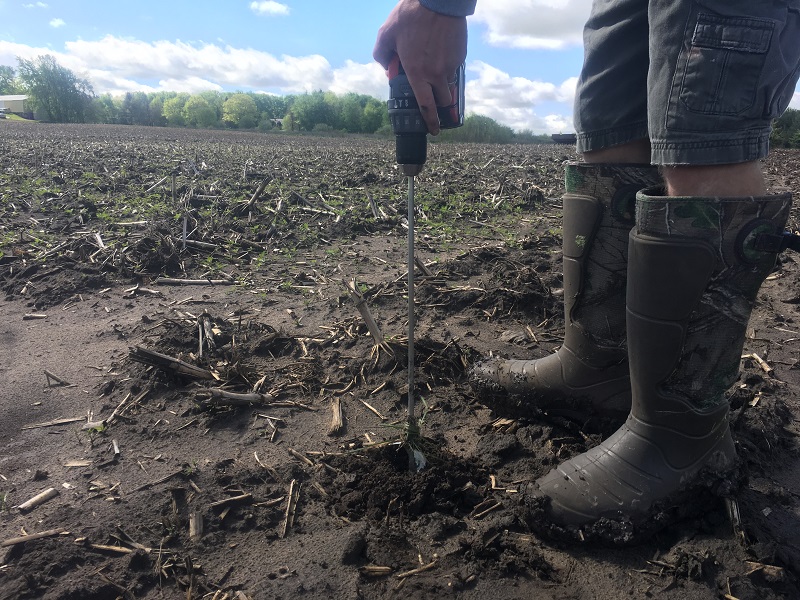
top-left (562, 162), bottom-right (660, 355)
top-left (627, 189), bottom-right (792, 417)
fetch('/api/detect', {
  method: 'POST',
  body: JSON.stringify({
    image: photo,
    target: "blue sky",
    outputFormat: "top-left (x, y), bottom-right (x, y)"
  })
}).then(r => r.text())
top-left (2, 1), bottom-right (798, 134)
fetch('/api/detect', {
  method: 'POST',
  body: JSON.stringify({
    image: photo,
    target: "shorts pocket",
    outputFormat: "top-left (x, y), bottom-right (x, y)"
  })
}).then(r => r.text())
top-left (671, 13), bottom-right (774, 123)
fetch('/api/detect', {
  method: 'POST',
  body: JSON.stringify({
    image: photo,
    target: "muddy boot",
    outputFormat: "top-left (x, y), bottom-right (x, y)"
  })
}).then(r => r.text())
top-left (471, 162), bottom-right (661, 422)
top-left (525, 188), bottom-right (793, 544)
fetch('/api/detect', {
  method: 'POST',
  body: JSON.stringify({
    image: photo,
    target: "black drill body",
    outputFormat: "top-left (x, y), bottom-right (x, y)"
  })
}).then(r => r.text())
top-left (387, 60), bottom-right (465, 172)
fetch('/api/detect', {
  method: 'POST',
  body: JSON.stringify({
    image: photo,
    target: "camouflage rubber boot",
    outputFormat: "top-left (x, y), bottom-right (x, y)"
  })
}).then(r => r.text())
top-left (470, 162), bottom-right (661, 421)
top-left (525, 188), bottom-right (793, 544)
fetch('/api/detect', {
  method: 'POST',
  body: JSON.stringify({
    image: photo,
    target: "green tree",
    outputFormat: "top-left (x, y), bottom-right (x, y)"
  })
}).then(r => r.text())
top-left (223, 93), bottom-right (259, 129)
top-left (281, 110), bottom-right (296, 131)
top-left (17, 55), bottom-right (94, 122)
top-left (0, 65), bottom-right (16, 94)
top-left (513, 129), bottom-right (553, 144)
top-left (253, 93), bottom-right (288, 121)
top-left (198, 90), bottom-right (224, 122)
top-left (362, 97), bottom-right (387, 133)
top-left (149, 95), bottom-right (167, 127)
top-left (338, 93), bottom-right (363, 133)
top-left (90, 94), bottom-right (118, 123)
top-left (258, 112), bottom-right (275, 131)
top-left (118, 92), bottom-right (152, 125)
top-left (290, 91), bottom-right (334, 131)
top-left (183, 94), bottom-right (218, 128)
top-left (771, 108), bottom-right (800, 148)
top-left (162, 93), bottom-right (189, 127)
top-left (440, 114), bottom-right (514, 144)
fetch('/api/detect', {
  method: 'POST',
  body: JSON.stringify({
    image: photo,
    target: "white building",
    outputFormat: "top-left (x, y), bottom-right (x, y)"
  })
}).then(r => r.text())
top-left (0, 95), bottom-right (29, 113)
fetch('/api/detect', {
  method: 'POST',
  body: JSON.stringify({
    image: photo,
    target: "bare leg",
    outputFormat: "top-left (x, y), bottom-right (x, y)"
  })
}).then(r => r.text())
top-left (661, 161), bottom-right (766, 197)
top-left (582, 138), bottom-right (651, 164)
top-left (583, 139), bottom-right (766, 197)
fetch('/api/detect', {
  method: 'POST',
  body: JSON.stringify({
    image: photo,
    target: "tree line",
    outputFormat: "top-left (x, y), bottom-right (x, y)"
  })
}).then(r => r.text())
top-left (2, 57), bottom-right (389, 133)
top-left (7, 55), bottom-right (798, 146)
top-left (772, 108), bottom-right (800, 148)
top-left (0, 55), bottom-right (555, 143)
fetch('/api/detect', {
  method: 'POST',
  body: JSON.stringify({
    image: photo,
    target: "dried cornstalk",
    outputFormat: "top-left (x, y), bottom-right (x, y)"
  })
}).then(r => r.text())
top-left (742, 353), bottom-right (774, 375)
top-left (17, 488), bottom-right (59, 512)
top-left (288, 448), bottom-right (314, 467)
top-left (360, 566), bottom-right (393, 577)
top-left (360, 399), bottom-right (387, 421)
top-left (1, 528), bottom-right (66, 547)
top-left (130, 469), bottom-right (184, 493)
top-left (414, 256), bottom-right (433, 277)
top-left (745, 561), bottom-right (786, 581)
top-left (327, 397), bottom-right (344, 436)
top-left (144, 175), bottom-right (168, 194)
top-left (82, 542), bottom-right (134, 555)
top-left (343, 279), bottom-right (392, 354)
top-left (367, 193), bottom-right (381, 219)
top-left (209, 494), bottom-right (252, 510)
top-left (203, 388), bottom-right (276, 406)
top-left (129, 346), bottom-right (215, 380)
top-left (21, 417), bottom-right (84, 430)
top-left (43, 369), bottom-right (72, 387)
top-left (153, 278), bottom-right (234, 286)
top-left (396, 560), bottom-right (438, 579)
top-left (280, 480), bottom-right (300, 538)
top-left (244, 176), bottom-right (273, 211)
top-left (198, 312), bottom-right (216, 358)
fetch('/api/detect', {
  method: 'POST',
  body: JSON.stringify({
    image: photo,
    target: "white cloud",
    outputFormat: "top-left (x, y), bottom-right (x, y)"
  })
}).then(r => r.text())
top-left (62, 36), bottom-right (331, 93)
top-left (249, 1), bottom-right (289, 17)
top-left (23, 2), bottom-right (48, 8)
top-left (49, 18), bottom-right (65, 28)
top-left (0, 36), bottom-right (340, 94)
top-left (473, 0), bottom-right (589, 49)
top-left (329, 60), bottom-right (387, 100)
top-left (466, 60), bottom-right (574, 133)
top-left (0, 40), bottom-right (50, 64)
top-left (790, 91), bottom-right (800, 110)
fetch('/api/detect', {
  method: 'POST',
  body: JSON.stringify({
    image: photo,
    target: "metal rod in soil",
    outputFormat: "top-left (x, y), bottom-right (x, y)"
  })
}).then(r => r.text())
top-left (407, 175), bottom-right (416, 425)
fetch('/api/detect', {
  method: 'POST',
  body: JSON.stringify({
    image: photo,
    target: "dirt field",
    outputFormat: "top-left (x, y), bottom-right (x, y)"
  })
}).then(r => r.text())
top-left (1, 121), bottom-right (798, 600)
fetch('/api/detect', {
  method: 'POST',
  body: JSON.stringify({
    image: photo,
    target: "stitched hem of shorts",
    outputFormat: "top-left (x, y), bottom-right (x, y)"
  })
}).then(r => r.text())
top-left (650, 132), bottom-right (770, 166)
top-left (576, 122), bottom-right (649, 154)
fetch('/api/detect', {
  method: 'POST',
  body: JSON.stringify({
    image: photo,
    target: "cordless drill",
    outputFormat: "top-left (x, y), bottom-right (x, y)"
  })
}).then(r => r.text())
top-left (385, 56), bottom-right (465, 449)
top-left (386, 56), bottom-right (465, 175)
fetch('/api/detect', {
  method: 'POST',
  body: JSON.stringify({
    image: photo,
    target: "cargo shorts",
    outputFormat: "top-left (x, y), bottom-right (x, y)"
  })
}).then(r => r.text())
top-left (574, 0), bottom-right (800, 165)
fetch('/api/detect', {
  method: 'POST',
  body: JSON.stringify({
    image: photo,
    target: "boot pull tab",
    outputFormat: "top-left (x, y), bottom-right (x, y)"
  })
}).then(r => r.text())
top-left (754, 231), bottom-right (800, 253)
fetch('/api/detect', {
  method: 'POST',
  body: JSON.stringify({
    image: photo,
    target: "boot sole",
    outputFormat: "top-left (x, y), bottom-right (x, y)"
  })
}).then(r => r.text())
top-left (520, 459), bottom-right (744, 546)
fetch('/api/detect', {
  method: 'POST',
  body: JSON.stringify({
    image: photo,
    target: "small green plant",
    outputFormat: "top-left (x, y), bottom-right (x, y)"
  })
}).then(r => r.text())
top-left (381, 397), bottom-right (438, 470)
top-left (87, 422), bottom-right (106, 435)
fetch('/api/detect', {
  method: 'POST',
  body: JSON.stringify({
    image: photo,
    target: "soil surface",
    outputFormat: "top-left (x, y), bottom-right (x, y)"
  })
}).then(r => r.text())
top-left (1, 122), bottom-right (799, 600)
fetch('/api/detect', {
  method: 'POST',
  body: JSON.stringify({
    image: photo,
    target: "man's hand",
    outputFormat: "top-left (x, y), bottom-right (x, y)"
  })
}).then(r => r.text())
top-left (374, 0), bottom-right (467, 135)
